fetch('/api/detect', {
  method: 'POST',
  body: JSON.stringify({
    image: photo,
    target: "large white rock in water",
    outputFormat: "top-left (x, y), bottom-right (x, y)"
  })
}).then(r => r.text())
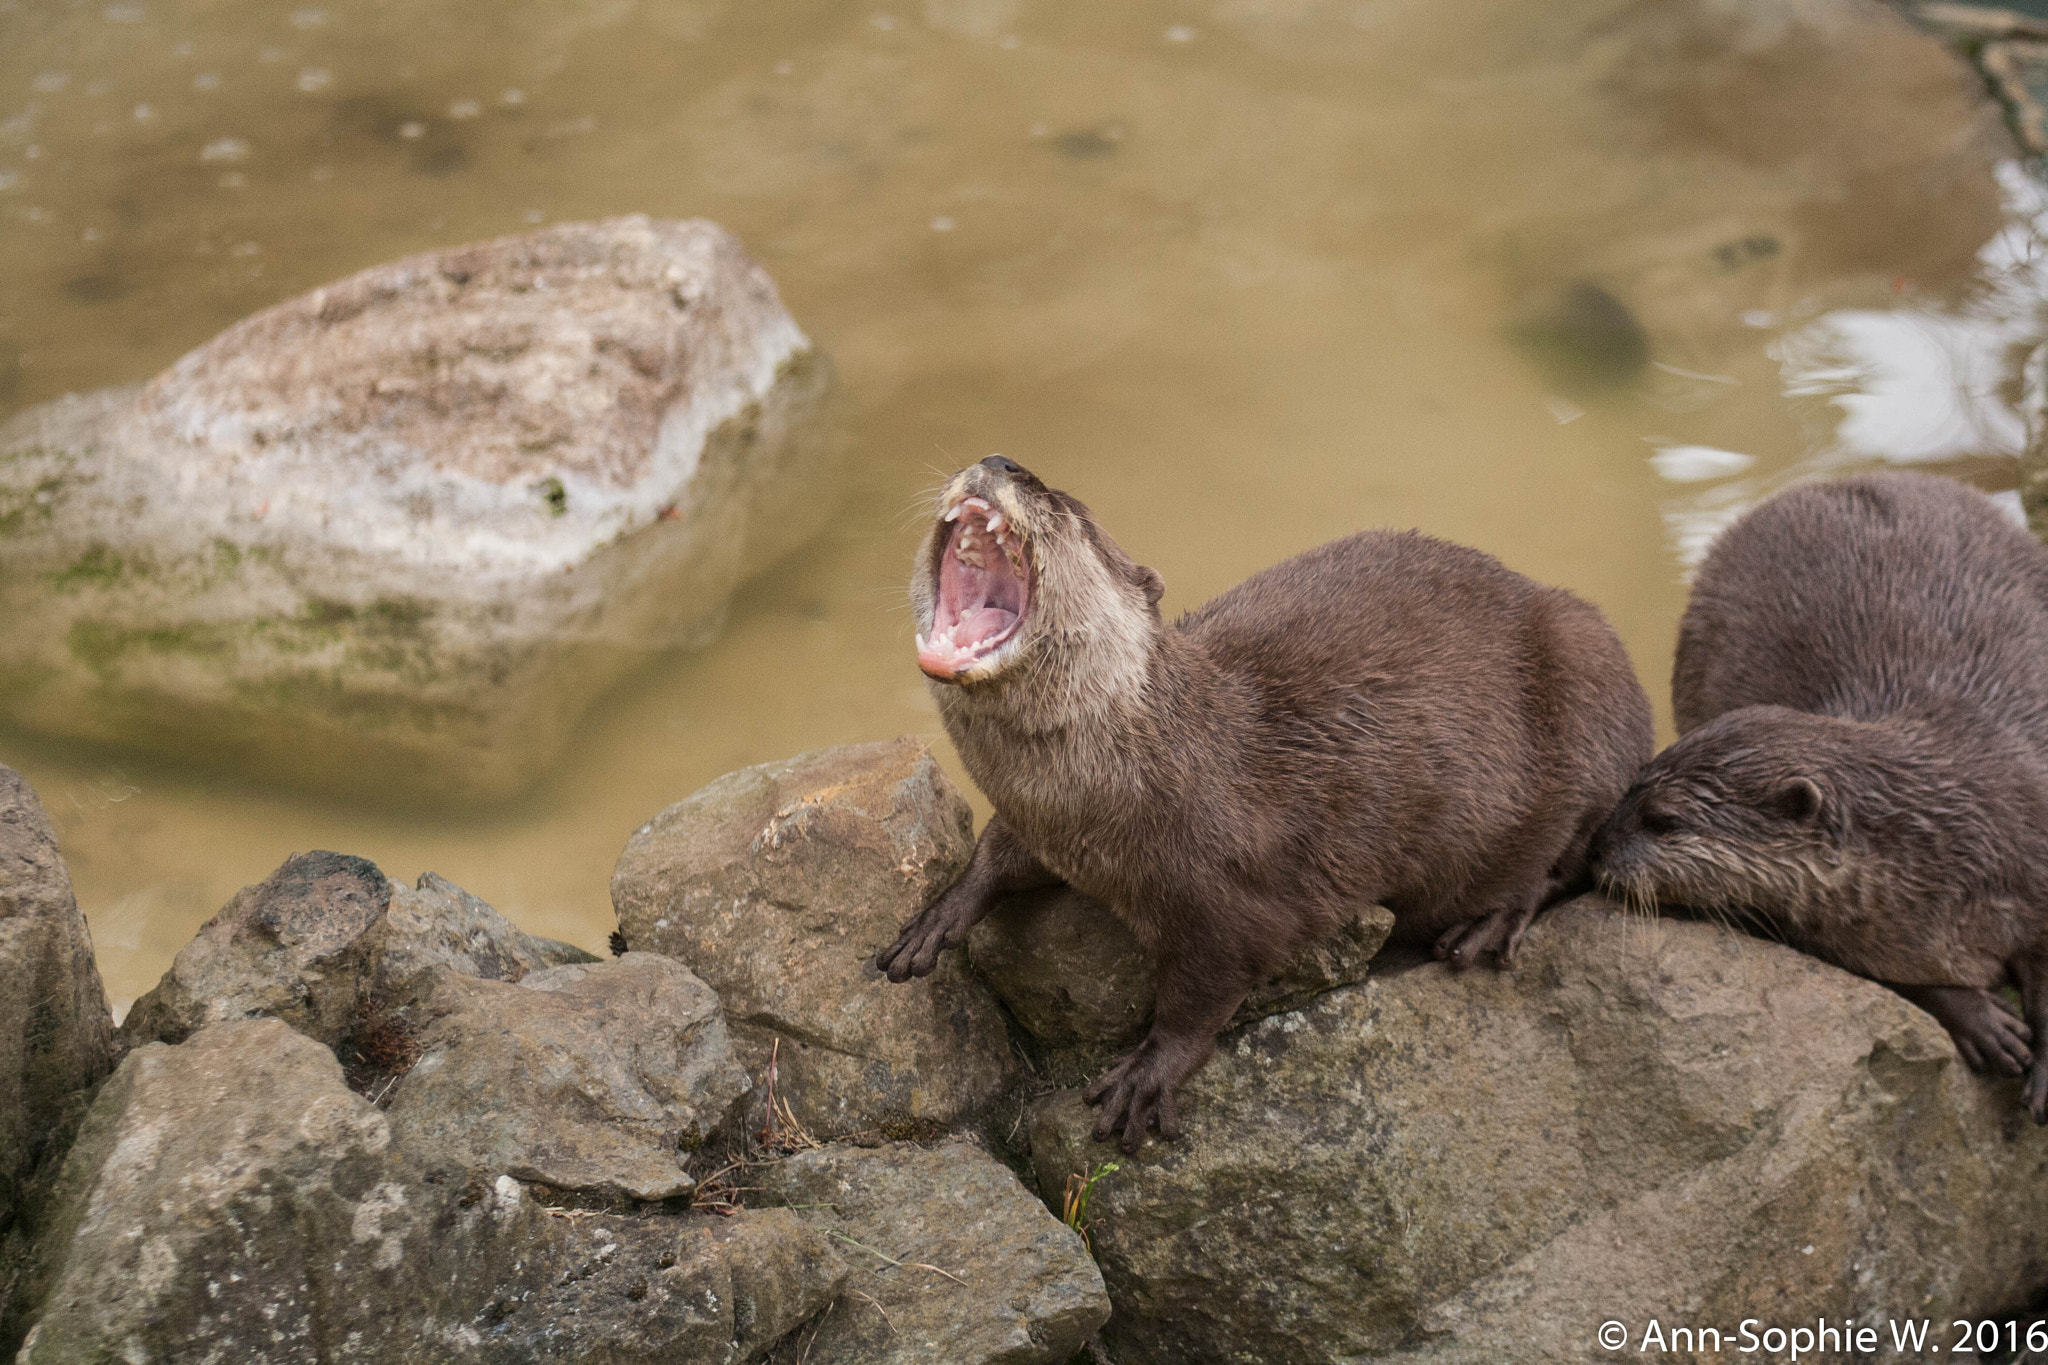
top-left (0, 216), bottom-right (833, 800)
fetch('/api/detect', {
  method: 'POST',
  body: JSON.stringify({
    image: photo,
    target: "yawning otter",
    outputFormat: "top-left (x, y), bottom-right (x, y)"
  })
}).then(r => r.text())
top-left (879, 456), bottom-right (1653, 1150)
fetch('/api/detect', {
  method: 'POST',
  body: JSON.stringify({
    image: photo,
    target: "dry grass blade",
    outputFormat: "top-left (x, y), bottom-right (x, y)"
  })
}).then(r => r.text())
top-left (827, 1231), bottom-right (969, 1287)
top-left (850, 1288), bottom-right (894, 1333)
top-left (757, 1038), bottom-right (821, 1155)
top-left (794, 1298), bottom-right (835, 1365)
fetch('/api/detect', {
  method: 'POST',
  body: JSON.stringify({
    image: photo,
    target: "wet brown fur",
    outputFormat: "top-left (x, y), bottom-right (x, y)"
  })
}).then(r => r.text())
top-left (880, 457), bottom-right (1653, 1149)
top-left (1593, 472), bottom-right (2048, 1122)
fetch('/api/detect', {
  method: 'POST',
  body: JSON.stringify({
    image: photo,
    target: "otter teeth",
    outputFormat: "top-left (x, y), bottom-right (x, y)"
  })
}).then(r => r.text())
top-left (941, 496), bottom-right (1024, 573)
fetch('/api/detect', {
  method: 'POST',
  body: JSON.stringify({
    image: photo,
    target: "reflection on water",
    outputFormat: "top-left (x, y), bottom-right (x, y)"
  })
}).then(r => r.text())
top-left (0, 0), bottom-right (2037, 1011)
top-left (1659, 162), bottom-right (2048, 571)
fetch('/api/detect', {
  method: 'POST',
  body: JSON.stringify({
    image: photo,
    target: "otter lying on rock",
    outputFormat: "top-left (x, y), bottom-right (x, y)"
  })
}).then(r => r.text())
top-left (1593, 472), bottom-right (2048, 1124)
top-left (877, 456), bottom-right (1652, 1149)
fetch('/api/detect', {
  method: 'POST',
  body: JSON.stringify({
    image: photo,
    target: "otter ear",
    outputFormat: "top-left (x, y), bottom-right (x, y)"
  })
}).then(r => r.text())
top-left (1134, 566), bottom-right (1165, 610)
top-left (1770, 777), bottom-right (1825, 824)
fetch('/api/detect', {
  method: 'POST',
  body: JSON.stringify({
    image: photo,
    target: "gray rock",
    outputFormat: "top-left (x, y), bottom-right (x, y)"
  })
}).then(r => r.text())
top-left (121, 858), bottom-right (565, 1051)
top-left (119, 848), bottom-right (393, 1047)
top-left (365, 871), bottom-right (573, 1004)
top-left (0, 766), bottom-right (116, 1232)
top-left (6, 1016), bottom-right (843, 1363)
top-left (11, 1019), bottom-right (525, 1363)
top-left (497, 1205), bottom-right (846, 1365)
top-left (969, 887), bottom-right (1393, 1048)
top-left (385, 954), bottom-right (752, 1202)
top-left (1027, 899), bottom-right (2048, 1364)
top-left (612, 739), bottom-right (1019, 1139)
top-left (758, 1140), bottom-right (1109, 1364)
top-left (0, 216), bottom-right (836, 802)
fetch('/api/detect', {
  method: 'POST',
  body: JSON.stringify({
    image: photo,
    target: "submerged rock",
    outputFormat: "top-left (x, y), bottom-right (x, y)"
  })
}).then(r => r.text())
top-left (612, 739), bottom-right (1019, 1139)
top-left (384, 954), bottom-right (751, 1201)
top-left (758, 1140), bottom-right (1109, 1365)
top-left (6, 1017), bottom-right (843, 1363)
top-left (1510, 280), bottom-right (1651, 393)
top-left (0, 767), bottom-right (116, 1233)
top-left (1027, 899), bottom-right (2048, 1364)
top-left (121, 856), bottom-right (566, 1051)
top-left (969, 886), bottom-right (1393, 1048)
top-left (0, 216), bottom-right (836, 802)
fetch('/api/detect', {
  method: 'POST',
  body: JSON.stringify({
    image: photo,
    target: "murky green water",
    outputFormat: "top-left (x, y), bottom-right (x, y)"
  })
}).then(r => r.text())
top-left (1, 0), bottom-right (2037, 1013)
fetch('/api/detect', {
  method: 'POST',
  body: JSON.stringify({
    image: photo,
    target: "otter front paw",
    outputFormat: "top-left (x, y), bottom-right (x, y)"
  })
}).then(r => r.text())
top-left (1083, 1040), bottom-right (1186, 1154)
top-left (876, 897), bottom-right (974, 982)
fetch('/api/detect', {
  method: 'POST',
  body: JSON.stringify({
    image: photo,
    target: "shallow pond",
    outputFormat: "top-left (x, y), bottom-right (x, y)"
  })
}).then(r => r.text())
top-left (1, 0), bottom-right (2039, 1012)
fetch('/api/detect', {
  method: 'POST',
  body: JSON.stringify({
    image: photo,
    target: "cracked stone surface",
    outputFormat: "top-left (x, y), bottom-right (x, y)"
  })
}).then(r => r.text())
top-left (120, 857), bottom-right (581, 1053)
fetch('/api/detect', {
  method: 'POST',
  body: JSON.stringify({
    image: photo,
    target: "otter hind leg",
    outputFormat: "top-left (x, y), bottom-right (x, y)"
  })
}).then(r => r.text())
top-left (1893, 983), bottom-right (2033, 1078)
top-left (1433, 899), bottom-right (1541, 972)
top-left (1435, 803), bottom-right (1607, 972)
top-left (1085, 949), bottom-right (1246, 1153)
top-left (1433, 874), bottom-right (1572, 972)
top-left (2015, 954), bottom-right (2048, 1124)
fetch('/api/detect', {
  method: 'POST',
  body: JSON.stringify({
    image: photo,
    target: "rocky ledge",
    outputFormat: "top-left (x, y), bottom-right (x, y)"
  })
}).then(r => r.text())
top-left (3, 740), bottom-right (2046, 1362)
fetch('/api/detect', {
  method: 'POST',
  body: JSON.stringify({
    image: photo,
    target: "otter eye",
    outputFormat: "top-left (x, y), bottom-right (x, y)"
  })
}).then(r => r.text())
top-left (1638, 796), bottom-right (1681, 836)
top-left (1770, 777), bottom-right (1824, 824)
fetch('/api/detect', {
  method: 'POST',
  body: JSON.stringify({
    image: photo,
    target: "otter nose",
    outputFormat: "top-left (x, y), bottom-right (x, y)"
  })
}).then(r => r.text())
top-left (980, 455), bottom-right (1022, 475)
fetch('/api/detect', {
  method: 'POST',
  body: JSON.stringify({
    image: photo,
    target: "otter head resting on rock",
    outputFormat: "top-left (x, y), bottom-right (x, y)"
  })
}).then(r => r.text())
top-left (1593, 472), bottom-right (2048, 1124)
top-left (878, 455), bottom-right (1653, 1150)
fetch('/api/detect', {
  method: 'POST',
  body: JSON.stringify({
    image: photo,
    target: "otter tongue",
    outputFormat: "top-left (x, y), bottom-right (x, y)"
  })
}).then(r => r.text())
top-left (955, 604), bottom-right (1016, 645)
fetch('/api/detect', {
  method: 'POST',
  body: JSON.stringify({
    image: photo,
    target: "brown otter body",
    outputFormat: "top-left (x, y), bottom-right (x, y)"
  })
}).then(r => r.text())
top-left (1592, 472), bottom-right (2048, 1123)
top-left (878, 456), bottom-right (1652, 1149)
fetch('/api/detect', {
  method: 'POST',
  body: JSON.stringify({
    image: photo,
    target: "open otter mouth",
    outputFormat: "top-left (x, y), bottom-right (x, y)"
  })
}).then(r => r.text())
top-left (918, 495), bottom-right (1032, 680)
